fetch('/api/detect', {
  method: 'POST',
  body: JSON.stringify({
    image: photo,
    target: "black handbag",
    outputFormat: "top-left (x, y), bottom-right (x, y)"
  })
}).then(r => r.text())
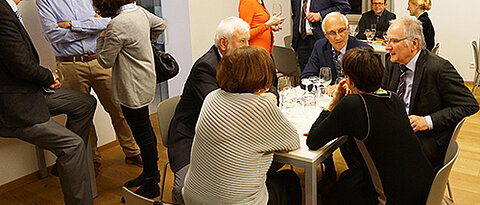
top-left (152, 42), bottom-right (179, 83)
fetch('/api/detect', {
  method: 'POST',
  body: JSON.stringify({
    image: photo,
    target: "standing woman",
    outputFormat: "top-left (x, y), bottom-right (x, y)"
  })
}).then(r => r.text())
top-left (239, 0), bottom-right (285, 54)
top-left (408, 0), bottom-right (435, 51)
top-left (93, 0), bottom-right (166, 198)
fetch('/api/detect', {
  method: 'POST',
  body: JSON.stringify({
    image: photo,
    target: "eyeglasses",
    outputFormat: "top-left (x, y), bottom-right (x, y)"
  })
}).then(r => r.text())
top-left (325, 27), bottom-right (348, 37)
top-left (385, 37), bottom-right (409, 44)
top-left (371, 2), bottom-right (385, 6)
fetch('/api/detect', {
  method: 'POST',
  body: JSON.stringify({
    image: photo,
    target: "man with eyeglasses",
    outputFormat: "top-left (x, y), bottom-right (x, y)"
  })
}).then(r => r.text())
top-left (301, 12), bottom-right (370, 191)
top-left (382, 17), bottom-right (478, 172)
top-left (356, 0), bottom-right (396, 40)
top-left (291, 0), bottom-right (350, 72)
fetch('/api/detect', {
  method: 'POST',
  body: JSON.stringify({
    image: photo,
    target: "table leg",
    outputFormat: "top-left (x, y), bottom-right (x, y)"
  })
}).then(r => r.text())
top-left (86, 138), bottom-right (98, 198)
top-left (35, 146), bottom-right (48, 179)
top-left (305, 163), bottom-right (317, 205)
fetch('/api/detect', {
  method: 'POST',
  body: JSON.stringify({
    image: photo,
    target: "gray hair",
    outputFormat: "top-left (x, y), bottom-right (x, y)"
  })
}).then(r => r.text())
top-left (214, 17), bottom-right (250, 48)
top-left (321, 12), bottom-right (349, 33)
top-left (390, 17), bottom-right (426, 50)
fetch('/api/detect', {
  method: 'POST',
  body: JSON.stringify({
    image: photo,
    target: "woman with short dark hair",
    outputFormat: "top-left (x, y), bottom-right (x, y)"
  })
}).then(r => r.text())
top-left (182, 46), bottom-right (301, 205)
top-left (307, 47), bottom-right (435, 204)
top-left (93, 0), bottom-right (166, 199)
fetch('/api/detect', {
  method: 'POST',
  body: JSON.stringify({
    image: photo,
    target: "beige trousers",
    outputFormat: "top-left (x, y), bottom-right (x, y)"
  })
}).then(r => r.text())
top-left (56, 59), bottom-right (140, 163)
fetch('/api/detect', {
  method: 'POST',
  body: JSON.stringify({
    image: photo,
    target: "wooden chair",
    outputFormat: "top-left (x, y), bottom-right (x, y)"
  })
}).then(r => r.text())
top-left (425, 142), bottom-right (459, 205)
top-left (156, 95), bottom-right (181, 202)
top-left (472, 41), bottom-right (479, 95)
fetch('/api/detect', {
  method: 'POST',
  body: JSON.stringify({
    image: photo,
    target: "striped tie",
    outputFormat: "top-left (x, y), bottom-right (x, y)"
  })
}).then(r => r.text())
top-left (332, 50), bottom-right (344, 78)
top-left (15, 10), bottom-right (25, 27)
top-left (300, 0), bottom-right (308, 39)
top-left (397, 65), bottom-right (408, 104)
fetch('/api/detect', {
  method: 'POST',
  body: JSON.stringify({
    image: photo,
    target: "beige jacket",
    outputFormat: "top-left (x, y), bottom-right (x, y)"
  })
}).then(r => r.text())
top-left (96, 7), bottom-right (166, 108)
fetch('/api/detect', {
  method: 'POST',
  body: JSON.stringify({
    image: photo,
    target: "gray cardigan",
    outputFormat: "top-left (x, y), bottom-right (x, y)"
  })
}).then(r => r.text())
top-left (96, 7), bottom-right (166, 108)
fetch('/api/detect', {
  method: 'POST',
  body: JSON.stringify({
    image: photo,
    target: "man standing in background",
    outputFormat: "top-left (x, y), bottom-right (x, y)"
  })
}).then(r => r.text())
top-left (36, 0), bottom-right (142, 175)
top-left (356, 0), bottom-right (396, 40)
top-left (291, 0), bottom-right (350, 71)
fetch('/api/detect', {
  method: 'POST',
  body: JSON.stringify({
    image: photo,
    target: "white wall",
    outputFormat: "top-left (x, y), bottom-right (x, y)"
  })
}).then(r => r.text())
top-left (393, 0), bottom-right (480, 81)
top-left (0, 0), bottom-right (116, 186)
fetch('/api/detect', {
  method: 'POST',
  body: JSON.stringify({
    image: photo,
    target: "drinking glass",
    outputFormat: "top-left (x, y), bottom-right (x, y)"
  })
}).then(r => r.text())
top-left (370, 24), bottom-right (376, 34)
top-left (365, 29), bottom-right (374, 43)
top-left (383, 31), bottom-right (388, 41)
top-left (278, 76), bottom-right (292, 92)
top-left (271, 3), bottom-right (282, 15)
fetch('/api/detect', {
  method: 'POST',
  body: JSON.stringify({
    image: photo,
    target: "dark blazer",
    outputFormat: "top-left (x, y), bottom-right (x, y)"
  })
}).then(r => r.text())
top-left (418, 12), bottom-right (435, 51)
top-left (301, 36), bottom-right (371, 84)
top-left (0, 1), bottom-right (54, 128)
top-left (382, 50), bottom-right (478, 170)
top-left (291, 0), bottom-right (351, 50)
top-left (356, 9), bottom-right (396, 40)
top-left (167, 45), bottom-right (221, 172)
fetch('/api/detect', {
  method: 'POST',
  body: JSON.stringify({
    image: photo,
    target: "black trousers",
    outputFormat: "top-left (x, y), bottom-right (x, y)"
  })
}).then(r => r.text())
top-left (120, 105), bottom-right (159, 177)
top-left (266, 169), bottom-right (302, 205)
top-left (295, 35), bottom-right (316, 72)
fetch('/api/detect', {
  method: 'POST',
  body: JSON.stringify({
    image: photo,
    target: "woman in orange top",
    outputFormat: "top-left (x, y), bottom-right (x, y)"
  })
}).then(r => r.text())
top-left (239, 0), bottom-right (285, 54)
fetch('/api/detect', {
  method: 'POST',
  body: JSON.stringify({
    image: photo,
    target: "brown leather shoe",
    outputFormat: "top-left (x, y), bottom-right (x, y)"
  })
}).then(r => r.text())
top-left (125, 155), bottom-right (143, 167)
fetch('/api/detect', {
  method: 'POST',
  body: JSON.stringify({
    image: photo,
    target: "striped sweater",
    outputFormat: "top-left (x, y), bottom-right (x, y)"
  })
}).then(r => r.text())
top-left (183, 89), bottom-right (300, 205)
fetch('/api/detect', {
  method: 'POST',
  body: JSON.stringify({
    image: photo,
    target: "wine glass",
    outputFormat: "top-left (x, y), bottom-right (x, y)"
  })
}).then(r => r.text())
top-left (370, 24), bottom-right (377, 35)
top-left (383, 31), bottom-right (388, 41)
top-left (365, 29), bottom-right (374, 43)
top-left (271, 3), bottom-right (282, 15)
top-left (319, 67), bottom-right (332, 92)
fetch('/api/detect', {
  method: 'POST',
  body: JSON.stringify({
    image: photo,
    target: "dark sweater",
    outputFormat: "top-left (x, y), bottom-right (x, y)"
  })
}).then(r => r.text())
top-left (307, 91), bottom-right (434, 204)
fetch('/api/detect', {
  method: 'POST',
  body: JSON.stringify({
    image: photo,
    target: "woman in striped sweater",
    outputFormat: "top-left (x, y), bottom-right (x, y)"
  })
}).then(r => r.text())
top-left (182, 46), bottom-right (301, 205)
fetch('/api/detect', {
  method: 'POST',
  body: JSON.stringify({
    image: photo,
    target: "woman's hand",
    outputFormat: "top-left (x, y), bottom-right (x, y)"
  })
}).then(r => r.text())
top-left (100, 30), bottom-right (106, 37)
top-left (271, 25), bottom-right (282, 32)
top-left (326, 79), bottom-right (347, 111)
top-left (266, 13), bottom-right (286, 27)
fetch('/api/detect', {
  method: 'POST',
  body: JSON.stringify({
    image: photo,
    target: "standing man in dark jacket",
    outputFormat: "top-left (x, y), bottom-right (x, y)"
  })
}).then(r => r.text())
top-left (291, 0), bottom-right (350, 71)
top-left (0, 0), bottom-right (93, 204)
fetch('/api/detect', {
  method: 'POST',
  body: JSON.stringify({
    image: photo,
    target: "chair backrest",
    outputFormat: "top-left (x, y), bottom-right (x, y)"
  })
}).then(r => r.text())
top-left (473, 41), bottom-right (479, 74)
top-left (432, 42), bottom-right (440, 55)
top-left (122, 186), bottom-right (161, 205)
top-left (272, 45), bottom-right (301, 77)
top-left (425, 142), bottom-right (459, 205)
top-left (284, 35), bottom-right (292, 48)
top-left (157, 95), bottom-right (181, 147)
top-left (443, 118), bottom-right (465, 165)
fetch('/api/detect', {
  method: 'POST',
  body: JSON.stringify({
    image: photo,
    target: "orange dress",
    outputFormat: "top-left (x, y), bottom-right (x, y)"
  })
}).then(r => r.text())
top-left (239, 0), bottom-right (274, 54)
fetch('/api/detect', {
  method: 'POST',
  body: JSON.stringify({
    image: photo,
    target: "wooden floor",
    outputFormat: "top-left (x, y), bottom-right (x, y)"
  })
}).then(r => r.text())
top-left (1, 86), bottom-right (480, 204)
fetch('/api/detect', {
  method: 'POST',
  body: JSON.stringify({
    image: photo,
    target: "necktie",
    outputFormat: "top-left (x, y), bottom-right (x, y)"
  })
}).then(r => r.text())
top-left (332, 50), bottom-right (344, 78)
top-left (396, 65), bottom-right (408, 104)
top-left (300, 0), bottom-right (308, 39)
top-left (15, 10), bottom-right (25, 27)
top-left (376, 15), bottom-right (379, 24)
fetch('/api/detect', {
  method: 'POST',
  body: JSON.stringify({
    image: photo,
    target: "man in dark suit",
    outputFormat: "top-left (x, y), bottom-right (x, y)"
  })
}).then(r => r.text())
top-left (0, 0), bottom-right (93, 204)
top-left (356, 0), bottom-right (396, 40)
top-left (291, 0), bottom-right (350, 71)
top-left (167, 17), bottom-right (253, 204)
top-left (382, 17), bottom-right (478, 171)
top-left (302, 11), bottom-right (372, 190)
top-left (301, 12), bottom-right (371, 85)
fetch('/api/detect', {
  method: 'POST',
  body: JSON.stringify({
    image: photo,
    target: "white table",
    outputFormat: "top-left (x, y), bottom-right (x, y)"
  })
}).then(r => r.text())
top-left (366, 41), bottom-right (388, 65)
top-left (274, 97), bottom-right (346, 205)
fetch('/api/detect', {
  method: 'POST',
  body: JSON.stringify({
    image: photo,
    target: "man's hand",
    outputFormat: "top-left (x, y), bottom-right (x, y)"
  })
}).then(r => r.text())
top-left (49, 72), bottom-right (61, 89)
top-left (57, 21), bottom-right (71, 29)
top-left (305, 12), bottom-right (321, 22)
top-left (408, 115), bottom-right (429, 132)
